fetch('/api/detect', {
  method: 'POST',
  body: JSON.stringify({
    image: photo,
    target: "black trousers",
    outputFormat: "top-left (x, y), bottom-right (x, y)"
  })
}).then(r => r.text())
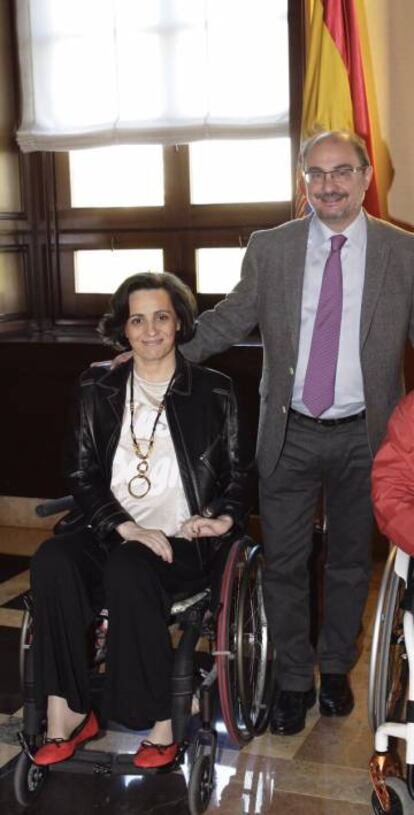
top-left (30, 530), bottom-right (212, 729)
top-left (259, 412), bottom-right (373, 691)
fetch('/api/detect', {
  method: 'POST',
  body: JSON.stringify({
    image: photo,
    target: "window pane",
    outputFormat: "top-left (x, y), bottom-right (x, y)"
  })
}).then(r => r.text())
top-left (190, 138), bottom-right (291, 204)
top-left (0, 152), bottom-right (21, 212)
top-left (69, 145), bottom-right (164, 207)
top-left (0, 252), bottom-right (27, 313)
top-left (206, 1), bottom-right (289, 121)
top-left (75, 249), bottom-right (164, 293)
top-left (196, 248), bottom-right (246, 294)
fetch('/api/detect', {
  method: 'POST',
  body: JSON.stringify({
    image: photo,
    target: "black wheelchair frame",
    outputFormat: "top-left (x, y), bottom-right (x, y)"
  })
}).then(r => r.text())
top-left (14, 499), bottom-right (276, 815)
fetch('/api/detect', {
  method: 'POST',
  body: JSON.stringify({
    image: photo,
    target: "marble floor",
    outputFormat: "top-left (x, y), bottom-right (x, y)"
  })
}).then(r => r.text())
top-left (0, 521), bottom-right (399, 814)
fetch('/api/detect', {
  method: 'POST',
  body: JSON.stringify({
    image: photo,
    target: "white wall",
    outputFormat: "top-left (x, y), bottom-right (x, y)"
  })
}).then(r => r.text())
top-left (363, 0), bottom-right (414, 225)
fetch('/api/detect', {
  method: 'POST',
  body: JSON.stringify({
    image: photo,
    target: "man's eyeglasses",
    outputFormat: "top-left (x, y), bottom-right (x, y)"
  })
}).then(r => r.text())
top-left (303, 166), bottom-right (368, 185)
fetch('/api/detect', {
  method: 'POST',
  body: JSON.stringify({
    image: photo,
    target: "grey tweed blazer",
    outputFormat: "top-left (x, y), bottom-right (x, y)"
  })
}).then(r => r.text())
top-left (183, 212), bottom-right (414, 478)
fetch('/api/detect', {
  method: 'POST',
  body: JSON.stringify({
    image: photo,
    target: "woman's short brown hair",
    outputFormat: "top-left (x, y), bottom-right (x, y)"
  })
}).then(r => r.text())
top-left (98, 272), bottom-right (197, 350)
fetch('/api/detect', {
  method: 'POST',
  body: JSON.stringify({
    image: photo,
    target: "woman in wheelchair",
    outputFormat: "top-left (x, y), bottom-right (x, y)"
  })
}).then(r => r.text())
top-left (31, 271), bottom-right (253, 772)
top-left (371, 389), bottom-right (414, 554)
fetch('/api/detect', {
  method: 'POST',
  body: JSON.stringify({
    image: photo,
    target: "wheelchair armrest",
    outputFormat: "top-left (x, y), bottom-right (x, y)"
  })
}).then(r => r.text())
top-left (35, 496), bottom-right (85, 536)
top-left (35, 496), bottom-right (75, 517)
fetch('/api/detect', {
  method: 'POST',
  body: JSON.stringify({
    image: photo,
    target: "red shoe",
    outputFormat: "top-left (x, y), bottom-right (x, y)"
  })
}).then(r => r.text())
top-left (34, 710), bottom-right (99, 766)
top-left (133, 740), bottom-right (180, 772)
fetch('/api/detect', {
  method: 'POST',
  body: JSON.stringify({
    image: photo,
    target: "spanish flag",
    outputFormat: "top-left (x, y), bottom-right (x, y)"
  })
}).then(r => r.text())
top-left (297, 0), bottom-right (388, 218)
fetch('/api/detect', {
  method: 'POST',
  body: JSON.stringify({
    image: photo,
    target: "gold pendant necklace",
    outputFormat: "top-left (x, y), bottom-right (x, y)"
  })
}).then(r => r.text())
top-left (127, 373), bottom-right (168, 499)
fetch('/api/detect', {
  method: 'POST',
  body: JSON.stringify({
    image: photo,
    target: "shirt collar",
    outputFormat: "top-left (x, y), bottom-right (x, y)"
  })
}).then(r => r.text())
top-left (309, 209), bottom-right (367, 249)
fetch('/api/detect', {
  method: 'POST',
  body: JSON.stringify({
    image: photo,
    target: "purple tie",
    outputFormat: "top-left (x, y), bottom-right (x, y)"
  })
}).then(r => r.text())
top-left (302, 234), bottom-right (347, 417)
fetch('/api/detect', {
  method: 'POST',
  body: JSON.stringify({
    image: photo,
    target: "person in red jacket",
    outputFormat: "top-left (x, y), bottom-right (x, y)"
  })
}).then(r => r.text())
top-left (371, 390), bottom-right (414, 554)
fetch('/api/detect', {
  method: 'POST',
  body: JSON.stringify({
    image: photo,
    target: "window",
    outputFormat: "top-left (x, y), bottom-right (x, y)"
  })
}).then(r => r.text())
top-left (56, 131), bottom-right (293, 318)
top-left (27, 0), bottom-right (304, 328)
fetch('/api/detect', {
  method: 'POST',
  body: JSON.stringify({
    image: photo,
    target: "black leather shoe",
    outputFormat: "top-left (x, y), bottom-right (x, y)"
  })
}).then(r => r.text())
top-left (319, 673), bottom-right (354, 716)
top-left (270, 687), bottom-right (316, 736)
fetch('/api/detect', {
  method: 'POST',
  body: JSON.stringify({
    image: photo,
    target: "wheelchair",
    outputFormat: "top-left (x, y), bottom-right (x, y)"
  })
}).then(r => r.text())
top-left (13, 497), bottom-right (276, 815)
top-left (369, 544), bottom-right (414, 814)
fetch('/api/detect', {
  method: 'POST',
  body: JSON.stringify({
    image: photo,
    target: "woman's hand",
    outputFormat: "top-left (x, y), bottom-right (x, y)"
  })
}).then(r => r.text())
top-left (116, 521), bottom-right (173, 562)
top-left (179, 514), bottom-right (234, 540)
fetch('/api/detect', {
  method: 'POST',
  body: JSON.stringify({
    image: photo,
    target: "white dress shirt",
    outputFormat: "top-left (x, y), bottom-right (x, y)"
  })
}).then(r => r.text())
top-left (291, 210), bottom-right (367, 418)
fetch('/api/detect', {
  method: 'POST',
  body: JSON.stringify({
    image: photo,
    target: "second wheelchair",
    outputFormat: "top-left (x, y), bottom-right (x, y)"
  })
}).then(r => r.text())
top-left (369, 545), bottom-right (414, 814)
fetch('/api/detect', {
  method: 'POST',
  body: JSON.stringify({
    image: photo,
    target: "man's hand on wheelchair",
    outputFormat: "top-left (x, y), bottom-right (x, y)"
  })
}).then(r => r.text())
top-left (116, 521), bottom-right (173, 562)
top-left (179, 514), bottom-right (233, 540)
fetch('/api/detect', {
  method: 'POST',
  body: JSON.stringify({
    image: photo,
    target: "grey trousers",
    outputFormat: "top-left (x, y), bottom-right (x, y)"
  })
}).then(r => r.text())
top-left (259, 411), bottom-right (373, 691)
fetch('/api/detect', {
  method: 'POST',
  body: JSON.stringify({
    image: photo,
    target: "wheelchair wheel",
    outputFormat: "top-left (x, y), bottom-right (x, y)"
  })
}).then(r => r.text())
top-left (387, 777), bottom-right (414, 813)
top-left (14, 751), bottom-right (48, 806)
top-left (237, 545), bottom-right (276, 735)
top-left (188, 750), bottom-right (214, 815)
top-left (216, 538), bottom-right (251, 746)
top-left (368, 546), bottom-right (408, 733)
top-left (371, 786), bottom-right (403, 815)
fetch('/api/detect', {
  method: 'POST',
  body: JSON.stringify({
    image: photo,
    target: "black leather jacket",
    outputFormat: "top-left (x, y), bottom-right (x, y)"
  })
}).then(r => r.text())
top-left (64, 353), bottom-right (254, 545)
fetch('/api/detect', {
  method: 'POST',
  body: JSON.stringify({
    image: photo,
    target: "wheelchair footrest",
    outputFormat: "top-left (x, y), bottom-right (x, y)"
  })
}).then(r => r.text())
top-left (48, 742), bottom-right (189, 776)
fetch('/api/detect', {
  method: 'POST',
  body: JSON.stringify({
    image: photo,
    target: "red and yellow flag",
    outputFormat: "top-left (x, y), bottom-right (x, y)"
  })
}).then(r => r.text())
top-left (297, 0), bottom-right (387, 218)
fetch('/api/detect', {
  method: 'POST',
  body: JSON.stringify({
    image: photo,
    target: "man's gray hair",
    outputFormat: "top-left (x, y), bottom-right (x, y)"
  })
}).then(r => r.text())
top-left (300, 130), bottom-right (370, 169)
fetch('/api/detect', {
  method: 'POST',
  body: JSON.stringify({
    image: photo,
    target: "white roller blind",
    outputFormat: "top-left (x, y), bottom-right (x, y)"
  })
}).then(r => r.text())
top-left (16, 0), bottom-right (289, 152)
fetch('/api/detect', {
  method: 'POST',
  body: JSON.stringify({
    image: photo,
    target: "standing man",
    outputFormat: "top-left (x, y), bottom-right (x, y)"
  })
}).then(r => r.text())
top-left (182, 130), bottom-right (414, 735)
